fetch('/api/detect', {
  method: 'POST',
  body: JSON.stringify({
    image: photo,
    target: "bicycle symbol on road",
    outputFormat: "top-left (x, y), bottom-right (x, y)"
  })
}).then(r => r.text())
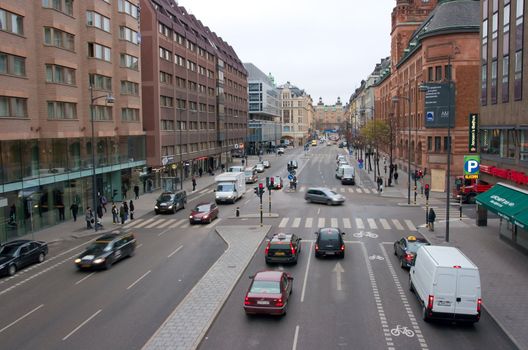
top-left (390, 325), bottom-right (415, 337)
top-left (368, 255), bottom-right (384, 261)
top-left (353, 231), bottom-right (378, 239)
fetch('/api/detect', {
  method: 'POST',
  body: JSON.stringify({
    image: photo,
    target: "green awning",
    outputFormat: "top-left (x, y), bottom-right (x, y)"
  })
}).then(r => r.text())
top-left (514, 211), bottom-right (528, 229)
top-left (475, 183), bottom-right (528, 222)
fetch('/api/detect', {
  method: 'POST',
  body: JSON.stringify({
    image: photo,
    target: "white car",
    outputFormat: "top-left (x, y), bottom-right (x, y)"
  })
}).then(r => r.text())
top-left (255, 163), bottom-right (265, 173)
top-left (262, 160), bottom-right (271, 168)
top-left (277, 147), bottom-right (285, 155)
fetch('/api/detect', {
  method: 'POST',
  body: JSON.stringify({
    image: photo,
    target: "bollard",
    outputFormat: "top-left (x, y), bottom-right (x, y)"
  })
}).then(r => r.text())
top-left (235, 207), bottom-right (240, 217)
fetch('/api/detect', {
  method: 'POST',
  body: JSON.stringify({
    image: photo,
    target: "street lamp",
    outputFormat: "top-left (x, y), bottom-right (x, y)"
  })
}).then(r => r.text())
top-left (177, 107), bottom-right (184, 190)
top-left (89, 85), bottom-right (115, 231)
top-left (391, 93), bottom-right (412, 205)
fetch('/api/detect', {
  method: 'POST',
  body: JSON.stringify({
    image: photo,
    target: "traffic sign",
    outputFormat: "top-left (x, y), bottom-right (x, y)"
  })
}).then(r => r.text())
top-left (288, 174), bottom-right (294, 180)
top-left (463, 155), bottom-right (480, 177)
top-left (358, 163), bottom-right (363, 170)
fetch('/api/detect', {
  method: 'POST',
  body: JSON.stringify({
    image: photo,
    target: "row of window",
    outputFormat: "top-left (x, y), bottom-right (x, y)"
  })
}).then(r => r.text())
top-left (158, 23), bottom-right (216, 63)
top-left (0, 8), bottom-right (24, 35)
top-left (161, 141), bottom-right (221, 156)
top-left (42, 0), bottom-right (74, 16)
top-left (480, 128), bottom-right (528, 161)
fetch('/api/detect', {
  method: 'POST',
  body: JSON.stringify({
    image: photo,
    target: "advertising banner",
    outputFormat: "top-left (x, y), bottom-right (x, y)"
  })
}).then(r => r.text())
top-left (468, 113), bottom-right (478, 153)
top-left (423, 82), bottom-right (456, 128)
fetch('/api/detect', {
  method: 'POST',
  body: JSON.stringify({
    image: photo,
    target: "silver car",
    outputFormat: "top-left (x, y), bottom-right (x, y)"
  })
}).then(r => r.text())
top-left (305, 187), bottom-right (345, 205)
top-left (255, 163), bottom-right (265, 173)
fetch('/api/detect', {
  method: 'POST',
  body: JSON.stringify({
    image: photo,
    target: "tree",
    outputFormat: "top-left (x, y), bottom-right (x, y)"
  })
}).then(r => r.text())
top-left (360, 120), bottom-right (391, 176)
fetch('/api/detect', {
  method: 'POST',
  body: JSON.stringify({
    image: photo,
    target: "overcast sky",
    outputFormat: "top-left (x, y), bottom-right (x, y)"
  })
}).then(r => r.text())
top-left (177, 0), bottom-right (394, 105)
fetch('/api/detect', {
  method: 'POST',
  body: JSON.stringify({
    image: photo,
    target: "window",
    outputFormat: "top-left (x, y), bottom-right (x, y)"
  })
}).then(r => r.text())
top-left (434, 136), bottom-right (441, 152)
top-left (186, 60), bottom-right (196, 71)
top-left (175, 54), bottom-right (185, 66)
top-left (120, 53), bottom-right (138, 70)
top-left (160, 95), bottom-right (173, 107)
top-left (158, 23), bottom-right (171, 37)
top-left (44, 27), bottom-right (74, 51)
top-left (481, 65), bottom-right (488, 105)
top-left (88, 43), bottom-right (111, 62)
top-left (491, 60), bottom-right (498, 104)
top-left (0, 9), bottom-right (24, 35)
top-left (500, 129), bottom-right (516, 158)
top-left (427, 136), bottom-right (432, 151)
top-left (176, 77), bottom-right (186, 88)
top-left (120, 80), bottom-right (138, 95)
top-left (46, 64), bottom-right (75, 85)
top-left (118, 0), bottom-right (139, 19)
top-left (47, 101), bottom-right (77, 120)
top-left (121, 108), bottom-right (139, 121)
top-left (159, 47), bottom-right (171, 61)
top-left (443, 136), bottom-right (451, 151)
top-left (515, 0), bottom-right (524, 100)
top-left (189, 101), bottom-right (197, 111)
top-left (514, 50), bottom-right (523, 100)
top-left (503, 55), bottom-right (510, 102)
top-left (160, 71), bottom-right (172, 84)
top-left (0, 52), bottom-right (26, 77)
top-left (176, 99), bottom-right (186, 109)
top-left (0, 96), bottom-right (28, 118)
top-left (86, 11), bottom-right (111, 32)
top-left (520, 129), bottom-right (528, 161)
top-left (435, 66), bottom-right (442, 81)
top-left (42, 0), bottom-right (73, 16)
top-left (90, 105), bottom-right (112, 121)
top-left (89, 73), bottom-right (112, 91)
top-left (119, 26), bottom-right (139, 44)
top-left (427, 67), bottom-right (433, 81)
top-left (161, 120), bottom-right (174, 131)
top-left (480, 129), bottom-right (501, 155)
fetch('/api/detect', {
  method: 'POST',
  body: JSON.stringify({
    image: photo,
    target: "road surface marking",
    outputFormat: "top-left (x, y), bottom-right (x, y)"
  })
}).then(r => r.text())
top-left (356, 188), bottom-right (363, 193)
top-left (300, 241), bottom-right (313, 303)
top-left (180, 222), bottom-right (190, 229)
top-left (279, 218), bottom-right (289, 228)
top-left (355, 218), bottom-right (364, 229)
top-left (0, 304), bottom-right (44, 334)
top-left (331, 187), bottom-right (337, 191)
top-left (157, 220), bottom-right (173, 229)
top-left (333, 262), bottom-right (344, 291)
top-left (305, 218), bottom-right (313, 228)
top-left (145, 219), bottom-right (162, 229)
top-left (136, 243), bottom-right (143, 249)
top-left (348, 188), bottom-right (354, 193)
top-left (167, 245), bottom-right (184, 258)
top-left (342, 218), bottom-right (352, 229)
top-left (317, 208), bottom-right (320, 215)
top-left (317, 218), bottom-right (325, 228)
top-left (124, 219), bottom-right (143, 228)
top-left (367, 218), bottom-right (378, 229)
top-left (392, 219), bottom-right (404, 230)
top-left (340, 188), bottom-right (345, 193)
top-left (157, 226), bottom-right (174, 237)
top-left (206, 219), bottom-right (221, 228)
top-left (292, 325), bottom-right (300, 350)
top-left (62, 309), bottom-right (102, 341)
top-left (331, 218), bottom-right (338, 227)
top-left (405, 220), bottom-right (416, 231)
top-left (74, 273), bottom-right (95, 285)
top-left (292, 218), bottom-right (301, 228)
top-left (380, 218), bottom-right (391, 230)
top-left (363, 188), bottom-right (371, 194)
top-left (134, 218), bottom-right (156, 228)
top-left (126, 270), bottom-right (152, 290)
top-left (169, 219), bottom-right (186, 228)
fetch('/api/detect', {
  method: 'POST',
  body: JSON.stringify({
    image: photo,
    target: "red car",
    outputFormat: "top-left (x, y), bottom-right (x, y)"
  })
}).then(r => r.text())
top-left (244, 270), bottom-right (293, 316)
top-left (189, 202), bottom-right (219, 224)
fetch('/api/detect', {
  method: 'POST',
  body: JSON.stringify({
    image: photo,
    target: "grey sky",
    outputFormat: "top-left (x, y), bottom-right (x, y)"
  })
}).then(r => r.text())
top-left (177, 0), bottom-right (394, 105)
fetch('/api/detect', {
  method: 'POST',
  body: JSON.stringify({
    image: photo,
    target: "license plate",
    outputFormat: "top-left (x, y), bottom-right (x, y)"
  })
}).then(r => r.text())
top-left (326, 251), bottom-right (335, 255)
top-left (257, 300), bottom-right (270, 305)
top-left (82, 264), bottom-right (91, 268)
top-left (438, 300), bottom-right (452, 306)
top-left (194, 218), bottom-right (201, 221)
top-left (275, 252), bottom-right (285, 256)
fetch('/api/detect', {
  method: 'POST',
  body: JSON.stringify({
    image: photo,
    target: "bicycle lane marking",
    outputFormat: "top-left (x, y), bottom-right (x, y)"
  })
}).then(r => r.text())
top-left (379, 243), bottom-right (429, 350)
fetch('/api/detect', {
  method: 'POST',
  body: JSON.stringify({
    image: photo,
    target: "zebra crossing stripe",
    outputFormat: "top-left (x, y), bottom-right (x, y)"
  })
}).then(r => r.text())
top-left (135, 218), bottom-right (156, 228)
top-left (367, 218), bottom-right (378, 229)
top-left (343, 218), bottom-right (352, 229)
top-left (331, 218), bottom-right (338, 227)
top-left (145, 219), bottom-right (162, 229)
top-left (363, 188), bottom-right (371, 194)
top-left (305, 218), bottom-right (313, 228)
top-left (157, 220), bottom-right (173, 229)
top-left (169, 219), bottom-right (186, 228)
top-left (405, 219), bottom-right (416, 231)
top-left (392, 219), bottom-right (404, 230)
top-left (279, 218), bottom-right (289, 228)
top-left (356, 188), bottom-right (363, 193)
top-left (124, 218), bottom-right (143, 228)
top-left (340, 188), bottom-right (345, 193)
top-left (199, 188), bottom-right (209, 194)
top-left (348, 188), bottom-right (354, 193)
top-left (180, 222), bottom-right (190, 229)
top-left (318, 218), bottom-right (325, 228)
top-left (356, 218), bottom-right (364, 229)
top-left (299, 187), bottom-right (306, 192)
top-left (379, 218), bottom-right (391, 230)
top-left (151, 219), bottom-right (166, 228)
top-left (292, 218), bottom-right (301, 228)
top-left (331, 187), bottom-right (337, 192)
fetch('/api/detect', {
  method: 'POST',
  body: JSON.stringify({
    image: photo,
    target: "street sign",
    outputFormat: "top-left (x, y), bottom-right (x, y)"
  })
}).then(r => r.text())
top-left (464, 155), bottom-right (480, 178)
top-left (423, 82), bottom-right (456, 128)
top-left (234, 143), bottom-right (239, 149)
top-left (359, 163), bottom-right (363, 169)
top-left (288, 174), bottom-right (293, 180)
top-left (468, 113), bottom-right (478, 153)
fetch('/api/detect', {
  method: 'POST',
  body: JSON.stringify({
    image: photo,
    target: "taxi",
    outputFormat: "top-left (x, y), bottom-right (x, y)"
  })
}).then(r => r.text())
top-left (393, 235), bottom-right (429, 269)
top-left (265, 233), bottom-right (301, 264)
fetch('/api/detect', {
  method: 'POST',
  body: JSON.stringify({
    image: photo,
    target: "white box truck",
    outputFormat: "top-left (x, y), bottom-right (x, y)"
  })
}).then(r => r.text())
top-left (410, 245), bottom-right (482, 323)
top-left (214, 172), bottom-right (246, 204)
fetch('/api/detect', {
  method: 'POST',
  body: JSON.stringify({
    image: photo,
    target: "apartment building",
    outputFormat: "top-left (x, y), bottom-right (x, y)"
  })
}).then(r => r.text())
top-left (0, 0), bottom-right (145, 241)
top-left (314, 97), bottom-right (345, 132)
top-left (277, 82), bottom-right (314, 147)
top-left (140, 0), bottom-right (247, 187)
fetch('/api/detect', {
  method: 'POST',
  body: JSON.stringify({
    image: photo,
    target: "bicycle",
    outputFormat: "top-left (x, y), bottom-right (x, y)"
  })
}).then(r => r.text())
top-left (390, 325), bottom-right (415, 337)
top-left (352, 231), bottom-right (378, 238)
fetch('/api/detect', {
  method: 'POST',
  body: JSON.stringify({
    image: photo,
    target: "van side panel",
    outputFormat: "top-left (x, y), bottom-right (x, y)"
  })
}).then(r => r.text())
top-left (455, 270), bottom-right (481, 316)
top-left (412, 249), bottom-right (435, 305)
top-left (432, 269), bottom-right (457, 315)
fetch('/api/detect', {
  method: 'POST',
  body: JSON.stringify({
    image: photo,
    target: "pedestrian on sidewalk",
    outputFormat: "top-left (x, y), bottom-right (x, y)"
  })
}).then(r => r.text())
top-left (85, 207), bottom-right (94, 229)
top-left (119, 203), bottom-right (125, 224)
top-left (192, 176), bottom-right (197, 191)
top-left (111, 203), bottom-right (118, 224)
top-left (428, 208), bottom-right (436, 231)
top-left (134, 184), bottom-right (140, 199)
top-left (199, 167), bottom-right (203, 177)
top-left (394, 171), bottom-right (399, 184)
top-left (96, 204), bottom-right (103, 220)
top-left (100, 194), bottom-right (108, 213)
top-left (123, 201), bottom-right (129, 221)
top-left (70, 203), bottom-right (79, 222)
top-left (129, 200), bottom-right (135, 220)
top-left (377, 176), bottom-right (383, 191)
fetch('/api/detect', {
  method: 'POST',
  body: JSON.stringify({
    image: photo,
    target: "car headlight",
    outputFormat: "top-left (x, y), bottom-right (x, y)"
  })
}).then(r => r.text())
top-left (93, 258), bottom-right (105, 264)
top-left (168, 205), bottom-right (173, 209)
top-left (203, 215), bottom-right (209, 219)
top-left (154, 205), bottom-right (159, 209)
top-left (74, 258), bottom-right (81, 264)
top-left (189, 215), bottom-right (193, 219)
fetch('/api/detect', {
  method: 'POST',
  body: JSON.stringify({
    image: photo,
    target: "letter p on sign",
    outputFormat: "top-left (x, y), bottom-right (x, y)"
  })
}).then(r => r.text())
top-left (463, 155), bottom-right (480, 177)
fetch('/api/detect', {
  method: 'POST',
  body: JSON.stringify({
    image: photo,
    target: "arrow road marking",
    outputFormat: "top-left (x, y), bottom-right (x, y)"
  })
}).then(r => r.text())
top-left (333, 262), bottom-right (345, 291)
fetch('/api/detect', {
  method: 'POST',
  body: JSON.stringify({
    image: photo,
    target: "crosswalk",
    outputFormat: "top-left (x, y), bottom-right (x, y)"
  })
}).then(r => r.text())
top-left (122, 217), bottom-right (221, 230)
top-left (277, 216), bottom-right (416, 231)
top-left (296, 186), bottom-right (378, 194)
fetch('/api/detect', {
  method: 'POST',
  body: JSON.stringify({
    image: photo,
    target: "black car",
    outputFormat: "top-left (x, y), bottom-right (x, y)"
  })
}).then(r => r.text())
top-left (287, 160), bottom-right (298, 172)
top-left (314, 227), bottom-right (345, 258)
top-left (75, 232), bottom-right (136, 270)
top-left (155, 190), bottom-right (187, 214)
top-left (265, 233), bottom-right (302, 264)
top-left (0, 240), bottom-right (48, 276)
top-left (393, 235), bottom-right (430, 268)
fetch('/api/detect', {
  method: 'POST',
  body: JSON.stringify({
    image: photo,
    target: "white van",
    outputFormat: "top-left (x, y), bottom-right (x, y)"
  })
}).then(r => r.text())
top-left (228, 165), bottom-right (244, 173)
top-left (335, 164), bottom-right (353, 179)
top-left (410, 245), bottom-right (481, 323)
top-left (341, 166), bottom-right (356, 185)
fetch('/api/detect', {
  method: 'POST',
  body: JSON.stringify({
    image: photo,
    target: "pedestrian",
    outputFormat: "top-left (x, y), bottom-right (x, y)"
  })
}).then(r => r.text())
top-left (122, 184), bottom-right (128, 200)
top-left (70, 203), bottom-right (79, 222)
top-left (57, 204), bottom-right (65, 221)
top-left (192, 176), bottom-right (197, 191)
top-left (428, 208), bottom-right (436, 231)
top-left (96, 204), bottom-right (103, 220)
top-left (134, 184), bottom-right (140, 199)
top-left (119, 203), bottom-right (125, 224)
top-left (394, 171), bottom-right (399, 184)
top-left (100, 194), bottom-right (108, 213)
top-left (199, 167), bottom-right (203, 177)
top-left (86, 207), bottom-right (94, 229)
top-left (123, 201), bottom-right (129, 221)
top-left (129, 200), bottom-right (135, 220)
top-left (384, 165), bottom-right (387, 174)
top-left (221, 164), bottom-right (225, 172)
top-left (111, 203), bottom-right (118, 224)
top-left (377, 176), bottom-right (383, 191)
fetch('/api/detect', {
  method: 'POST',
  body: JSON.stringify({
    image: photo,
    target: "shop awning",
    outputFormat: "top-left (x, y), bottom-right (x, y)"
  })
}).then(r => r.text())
top-left (475, 183), bottom-right (528, 222)
top-left (514, 211), bottom-right (528, 229)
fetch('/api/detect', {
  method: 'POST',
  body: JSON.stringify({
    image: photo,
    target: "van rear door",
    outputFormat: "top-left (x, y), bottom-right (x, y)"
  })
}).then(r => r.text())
top-left (433, 269), bottom-right (457, 315)
top-left (454, 270), bottom-right (480, 316)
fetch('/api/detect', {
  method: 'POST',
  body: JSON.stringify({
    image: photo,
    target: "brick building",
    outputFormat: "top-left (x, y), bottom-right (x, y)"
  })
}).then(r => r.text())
top-left (314, 97), bottom-right (345, 132)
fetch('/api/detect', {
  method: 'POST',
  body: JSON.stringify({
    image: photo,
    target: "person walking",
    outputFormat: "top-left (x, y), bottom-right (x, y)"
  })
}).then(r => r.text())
top-left (70, 203), bottom-right (79, 222)
top-left (119, 203), bottom-right (125, 224)
top-left (133, 184), bottom-right (140, 199)
top-left (394, 171), bottom-right (399, 184)
top-left (428, 208), bottom-right (436, 231)
top-left (377, 176), bottom-right (383, 191)
top-left (199, 167), bottom-right (203, 177)
top-left (111, 203), bottom-right (118, 224)
top-left (96, 203), bottom-right (103, 221)
top-left (100, 194), bottom-right (108, 213)
top-left (85, 207), bottom-right (94, 229)
top-left (129, 200), bottom-right (135, 220)
top-left (123, 201), bottom-right (129, 222)
top-left (192, 176), bottom-right (197, 191)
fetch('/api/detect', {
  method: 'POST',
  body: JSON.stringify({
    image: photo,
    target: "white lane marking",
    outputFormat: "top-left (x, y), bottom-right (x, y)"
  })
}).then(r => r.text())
top-left (355, 218), bottom-right (364, 229)
top-left (146, 219), bottom-right (163, 229)
top-left (279, 218), bottom-right (289, 228)
top-left (340, 188), bottom-right (345, 193)
top-left (348, 188), bottom-right (354, 193)
top-left (126, 270), bottom-right (152, 290)
top-left (405, 219), bottom-right (416, 231)
top-left (317, 218), bottom-right (325, 228)
top-left (124, 218), bottom-right (143, 228)
top-left (167, 245), bottom-right (184, 258)
top-left (317, 208), bottom-right (321, 215)
top-left (0, 304), bottom-right (44, 334)
top-left (356, 188), bottom-right (363, 193)
top-left (330, 218), bottom-right (338, 227)
top-left (62, 309), bottom-right (102, 341)
top-left (392, 219), bottom-right (404, 230)
top-left (300, 242), bottom-right (313, 303)
top-left (157, 226), bottom-right (174, 237)
top-left (136, 243), bottom-right (143, 249)
top-left (363, 188), bottom-right (371, 194)
top-left (367, 218), bottom-right (378, 230)
top-left (134, 217), bottom-right (156, 228)
top-left (180, 222), bottom-right (190, 229)
top-left (157, 220), bottom-right (173, 229)
top-left (199, 188), bottom-right (209, 194)
top-left (292, 325), bottom-right (300, 350)
top-left (169, 219), bottom-right (186, 229)
top-left (343, 218), bottom-right (352, 229)
top-left (244, 199), bottom-right (251, 205)
top-left (331, 187), bottom-right (337, 192)
top-left (333, 262), bottom-right (344, 291)
top-left (380, 218), bottom-right (391, 230)
top-left (305, 218), bottom-right (313, 228)
top-left (74, 273), bottom-right (95, 285)
top-left (292, 218), bottom-right (301, 228)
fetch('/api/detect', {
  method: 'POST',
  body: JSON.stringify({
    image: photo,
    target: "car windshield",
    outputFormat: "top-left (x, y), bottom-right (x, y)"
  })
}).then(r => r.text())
top-left (244, 171), bottom-right (253, 176)
top-left (319, 229), bottom-right (340, 240)
top-left (87, 241), bottom-right (113, 252)
top-left (159, 194), bottom-right (173, 202)
top-left (327, 191), bottom-right (339, 196)
top-left (217, 184), bottom-right (234, 192)
top-left (195, 204), bottom-right (211, 212)
top-left (407, 241), bottom-right (429, 253)
top-left (0, 245), bottom-right (19, 257)
top-left (250, 280), bottom-right (281, 294)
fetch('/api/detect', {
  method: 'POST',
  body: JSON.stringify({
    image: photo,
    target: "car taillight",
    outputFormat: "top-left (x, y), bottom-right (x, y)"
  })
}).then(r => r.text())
top-left (290, 243), bottom-right (296, 255)
top-left (265, 242), bottom-right (270, 255)
top-left (315, 244), bottom-right (319, 251)
top-left (340, 244), bottom-right (345, 251)
top-left (244, 296), bottom-right (250, 305)
top-left (427, 295), bottom-right (434, 310)
top-left (275, 298), bottom-right (283, 307)
top-left (404, 253), bottom-right (413, 261)
top-left (477, 298), bottom-right (482, 313)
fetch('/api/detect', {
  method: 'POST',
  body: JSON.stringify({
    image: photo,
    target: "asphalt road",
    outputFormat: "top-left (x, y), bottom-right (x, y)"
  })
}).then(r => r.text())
top-left (199, 145), bottom-right (516, 350)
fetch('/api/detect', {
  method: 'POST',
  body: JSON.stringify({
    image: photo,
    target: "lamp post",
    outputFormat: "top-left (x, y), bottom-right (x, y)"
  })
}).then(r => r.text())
top-left (391, 93), bottom-right (412, 205)
top-left (89, 85), bottom-right (115, 231)
top-left (178, 107), bottom-right (183, 190)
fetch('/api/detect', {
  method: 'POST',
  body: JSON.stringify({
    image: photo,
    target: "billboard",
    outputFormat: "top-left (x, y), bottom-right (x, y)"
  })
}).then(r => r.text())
top-left (423, 82), bottom-right (455, 128)
top-left (468, 113), bottom-right (478, 153)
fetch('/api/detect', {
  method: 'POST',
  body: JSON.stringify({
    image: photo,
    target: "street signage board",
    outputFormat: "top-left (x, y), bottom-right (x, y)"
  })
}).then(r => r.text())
top-left (423, 82), bottom-right (456, 128)
top-left (464, 155), bottom-right (480, 178)
top-left (468, 113), bottom-right (478, 153)
top-left (288, 174), bottom-right (293, 180)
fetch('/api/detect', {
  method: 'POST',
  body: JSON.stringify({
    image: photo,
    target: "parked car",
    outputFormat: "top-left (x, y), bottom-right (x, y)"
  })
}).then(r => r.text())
top-left (74, 232), bottom-right (136, 270)
top-left (314, 227), bottom-right (345, 258)
top-left (0, 240), bottom-right (48, 277)
top-left (305, 187), bottom-right (345, 205)
top-left (265, 233), bottom-right (302, 264)
top-left (262, 160), bottom-right (271, 168)
top-left (189, 202), bottom-right (219, 224)
top-left (154, 190), bottom-right (187, 214)
top-left (243, 270), bottom-right (293, 316)
top-left (255, 163), bottom-right (265, 173)
top-left (393, 235), bottom-right (430, 268)
top-left (277, 147), bottom-right (285, 155)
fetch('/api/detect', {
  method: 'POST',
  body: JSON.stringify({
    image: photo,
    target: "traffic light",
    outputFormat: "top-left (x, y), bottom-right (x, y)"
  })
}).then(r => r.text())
top-left (270, 176), bottom-right (275, 186)
top-left (258, 182), bottom-right (265, 196)
top-left (266, 176), bottom-right (270, 188)
top-left (254, 186), bottom-right (259, 195)
top-left (425, 184), bottom-right (430, 200)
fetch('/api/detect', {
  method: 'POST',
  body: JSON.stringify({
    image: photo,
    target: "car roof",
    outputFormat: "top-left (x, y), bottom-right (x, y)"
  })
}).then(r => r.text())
top-left (95, 232), bottom-right (132, 242)
top-left (307, 187), bottom-right (329, 191)
top-left (270, 233), bottom-right (293, 242)
top-left (254, 270), bottom-right (283, 281)
top-left (318, 227), bottom-right (340, 233)
top-left (404, 236), bottom-right (428, 243)
top-left (2, 240), bottom-right (31, 247)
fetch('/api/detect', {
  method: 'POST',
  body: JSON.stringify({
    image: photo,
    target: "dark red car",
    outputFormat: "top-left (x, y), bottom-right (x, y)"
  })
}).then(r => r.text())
top-left (189, 202), bottom-right (219, 224)
top-left (244, 270), bottom-right (293, 316)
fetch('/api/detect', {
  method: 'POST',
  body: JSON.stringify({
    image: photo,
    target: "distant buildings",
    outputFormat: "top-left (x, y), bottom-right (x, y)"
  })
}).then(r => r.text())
top-left (314, 97), bottom-right (345, 132)
top-left (277, 82), bottom-right (314, 147)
